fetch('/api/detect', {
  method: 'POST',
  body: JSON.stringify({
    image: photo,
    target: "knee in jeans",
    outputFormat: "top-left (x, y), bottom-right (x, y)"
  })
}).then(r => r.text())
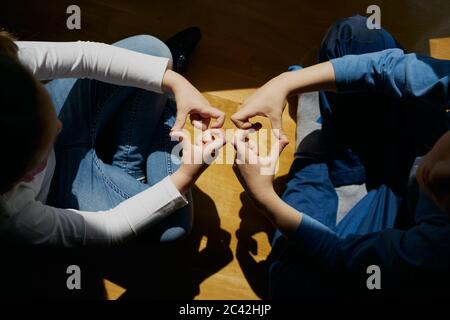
top-left (158, 199), bottom-right (193, 243)
top-left (330, 15), bottom-right (367, 35)
top-left (319, 15), bottom-right (397, 61)
top-left (159, 225), bottom-right (192, 243)
top-left (324, 15), bottom-right (367, 45)
top-left (125, 34), bottom-right (173, 68)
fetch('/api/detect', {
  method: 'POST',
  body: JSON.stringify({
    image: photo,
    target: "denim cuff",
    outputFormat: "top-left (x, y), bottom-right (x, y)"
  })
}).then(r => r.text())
top-left (292, 213), bottom-right (339, 259)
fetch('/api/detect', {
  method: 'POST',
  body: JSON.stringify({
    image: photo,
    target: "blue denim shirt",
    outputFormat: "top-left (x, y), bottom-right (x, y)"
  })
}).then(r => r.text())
top-left (293, 49), bottom-right (450, 272)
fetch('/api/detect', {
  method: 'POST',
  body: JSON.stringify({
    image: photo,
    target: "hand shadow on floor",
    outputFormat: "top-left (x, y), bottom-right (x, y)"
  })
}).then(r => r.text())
top-left (235, 175), bottom-right (288, 299)
top-left (97, 185), bottom-right (233, 299)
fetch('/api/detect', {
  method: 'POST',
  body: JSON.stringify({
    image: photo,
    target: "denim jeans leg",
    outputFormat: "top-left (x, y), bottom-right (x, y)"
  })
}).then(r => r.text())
top-left (46, 75), bottom-right (138, 210)
top-left (317, 15), bottom-right (403, 188)
top-left (101, 34), bottom-right (174, 181)
top-left (45, 78), bottom-right (78, 116)
top-left (335, 184), bottom-right (401, 237)
top-left (107, 87), bottom-right (168, 180)
top-left (111, 35), bottom-right (192, 242)
top-left (144, 100), bottom-right (194, 242)
top-left (49, 35), bottom-right (192, 241)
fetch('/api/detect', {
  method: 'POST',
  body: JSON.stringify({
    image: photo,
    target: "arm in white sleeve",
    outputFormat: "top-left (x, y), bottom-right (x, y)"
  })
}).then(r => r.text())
top-left (0, 176), bottom-right (187, 247)
top-left (15, 41), bottom-right (170, 93)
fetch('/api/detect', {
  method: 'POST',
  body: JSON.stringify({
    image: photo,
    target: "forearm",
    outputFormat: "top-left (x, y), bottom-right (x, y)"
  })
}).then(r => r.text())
top-left (256, 189), bottom-right (303, 237)
top-left (272, 61), bottom-right (337, 97)
top-left (162, 69), bottom-right (188, 93)
top-left (170, 166), bottom-right (200, 196)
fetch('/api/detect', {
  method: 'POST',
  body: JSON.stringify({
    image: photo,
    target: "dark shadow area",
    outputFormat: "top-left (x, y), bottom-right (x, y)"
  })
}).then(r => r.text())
top-left (97, 185), bottom-right (233, 299)
top-left (1, 0), bottom-right (449, 93)
top-left (0, 245), bottom-right (107, 299)
top-left (325, 90), bottom-right (448, 197)
top-left (0, 185), bottom-right (232, 299)
top-left (235, 175), bottom-right (288, 299)
top-left (288, 95), bottom-right (299, 123)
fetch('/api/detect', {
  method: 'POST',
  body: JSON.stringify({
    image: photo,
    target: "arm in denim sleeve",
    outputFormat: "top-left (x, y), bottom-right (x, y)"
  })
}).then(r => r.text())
top-left (330, 49), bottom-right (450, 108)
top-left (293, 214), bottom-right (435, 271)
top-left (292, 193), bottom-right (450, 271)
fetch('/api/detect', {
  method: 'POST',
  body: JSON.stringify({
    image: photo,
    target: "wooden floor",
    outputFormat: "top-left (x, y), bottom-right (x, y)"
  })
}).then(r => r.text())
top-left (1, 0), bottom-right (449, 300)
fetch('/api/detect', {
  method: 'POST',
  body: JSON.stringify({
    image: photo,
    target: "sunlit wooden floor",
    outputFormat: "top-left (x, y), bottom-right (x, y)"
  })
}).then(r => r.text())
top-left (1, 0), bottom-right (449, 300)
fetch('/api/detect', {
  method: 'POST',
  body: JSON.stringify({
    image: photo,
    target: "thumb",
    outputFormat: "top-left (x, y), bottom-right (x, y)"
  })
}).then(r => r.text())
top-left (269, 135), bottom-right (289, 161)
top-left (231, 108), bottom-right (256, 129)
top-left (260, 136), bottom-right (289, 176)
top-left (269, 114), bottom-right (288, 141)
top-left (204, 106), bottom-right (225, 128)
top-left (170, 129), bottom-right (190, 148)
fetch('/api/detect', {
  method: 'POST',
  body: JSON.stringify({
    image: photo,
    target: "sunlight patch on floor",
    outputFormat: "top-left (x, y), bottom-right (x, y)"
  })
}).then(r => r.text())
top-left (103, 278), bottom-right (126, 300)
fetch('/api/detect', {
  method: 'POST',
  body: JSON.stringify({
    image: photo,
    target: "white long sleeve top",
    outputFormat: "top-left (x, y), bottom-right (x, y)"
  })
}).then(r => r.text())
top-left (0, 41), bottom-right (187, 247)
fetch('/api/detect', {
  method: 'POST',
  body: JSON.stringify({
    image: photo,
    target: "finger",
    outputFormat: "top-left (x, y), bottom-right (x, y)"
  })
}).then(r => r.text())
top-left (194, 130), bottom-right (205, 146)
top-left (231, 109), bottom-right (257, 129)
top-left (201, 116), bottom-right (211, 130)
top-left (235, 128), bottom-right (258, 153)
top-left (196, 128), bottom-right (223, 146)
top-left (204, 134), bottom-right (226, 154)
top-left (247, 139), bottom-right (258, 154)
top-left (250, 122), bottom-right (263, 131)
top-left (269, 115), bottom-right (288, 141)
top-left (170, 130), bottom-right (191, 148)
top-left (208, 128), bottom-right (226, 141)
top-left (190, 113), bottom-right (208, 130)
top-left (233, 132), bottom-right (248, 163)
top-left (235, 129), bottom-right (251, 143)
top-left (203, 132), bottom-right (226, 163)
top-left (206, 107), bottom-right (225, 128)
top-left (268, 114), bottom-right (283, 132)
top-left (192, 120), bottom-right (206, 130)
top-left (197, 107), bottom-right (224, 129)
top-left (202, 130), bottom-right (213, 144)
top-left (233, 130), bottom-right (259, 164)
top-left (269, 135), bottom-right (289, 161)
top-left (272, 128), bottom-right (288, 142)
top-left (172, 110), bottom-right (188, 131)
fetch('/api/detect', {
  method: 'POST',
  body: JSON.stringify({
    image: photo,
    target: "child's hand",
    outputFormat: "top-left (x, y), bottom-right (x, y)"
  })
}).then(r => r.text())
top-left (231, 75), bottom-right (290, 139)
top-left (170, 129), bottom-right (226, 194)
top-left (231, 129), bottom-right (289, 205)
top-left (162, 70), bottom-right (225, 131)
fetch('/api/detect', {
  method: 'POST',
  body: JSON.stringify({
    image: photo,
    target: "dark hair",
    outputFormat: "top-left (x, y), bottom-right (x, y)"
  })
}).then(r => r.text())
top-left (0, 51), bottom-right (42, 193)
top-left (0, 31), bottom-right (18, 59)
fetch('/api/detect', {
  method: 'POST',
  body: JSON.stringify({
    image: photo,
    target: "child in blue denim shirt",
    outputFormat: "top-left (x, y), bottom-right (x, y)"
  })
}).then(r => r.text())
top-left (232, 15), bottom-right (450, 299)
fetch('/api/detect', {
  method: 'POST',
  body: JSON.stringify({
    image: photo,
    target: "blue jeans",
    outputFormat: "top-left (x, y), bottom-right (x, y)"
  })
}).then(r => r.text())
top-left (45, 35), bottom-right (192, 242)
top-left (270, 16), bottom-right (448, 298)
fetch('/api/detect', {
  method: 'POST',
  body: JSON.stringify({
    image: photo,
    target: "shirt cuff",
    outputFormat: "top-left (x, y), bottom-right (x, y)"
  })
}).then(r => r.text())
top-left (330, 55), bottom-right (360, 93)
top-left (138, 55), bottom-right (170, 93)
top-left (159, 176), bottom-right (189, 207)
top-left (121, 176), bottom-right (189, 234)
top-left (292, 213), bottom-right (339, 257)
